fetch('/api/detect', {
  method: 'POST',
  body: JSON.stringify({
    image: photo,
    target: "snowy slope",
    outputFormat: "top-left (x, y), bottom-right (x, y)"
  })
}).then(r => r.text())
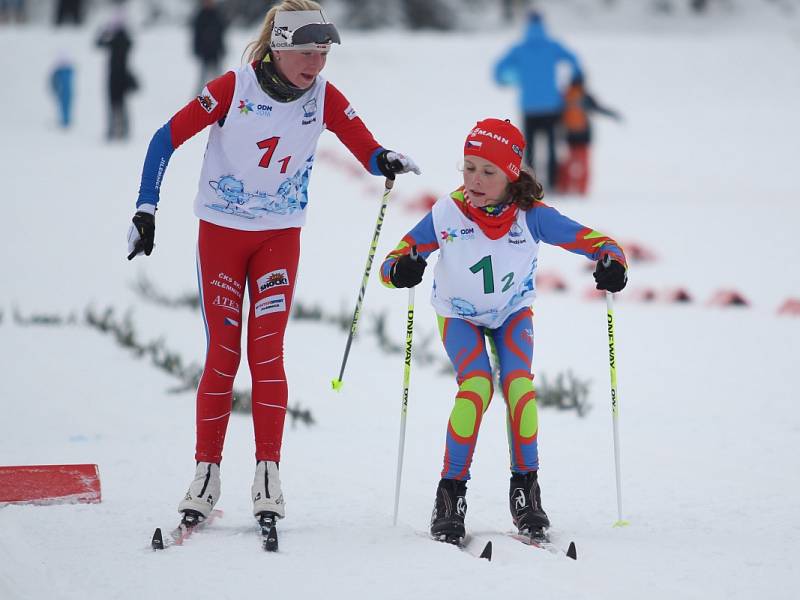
top-left (1, 16), bottom-right (800, 600)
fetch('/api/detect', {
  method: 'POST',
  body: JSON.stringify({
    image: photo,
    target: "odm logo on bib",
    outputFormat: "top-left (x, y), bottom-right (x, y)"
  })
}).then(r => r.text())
top-left (440, 227), bottom-right (475, 243)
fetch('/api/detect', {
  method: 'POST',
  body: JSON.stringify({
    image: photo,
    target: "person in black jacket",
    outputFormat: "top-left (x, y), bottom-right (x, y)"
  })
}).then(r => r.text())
top-left (96, 10), bottom-right (138, 141)
top-left (191, 0), bottom-right (227, 92)
top-left (55, 0), bottom-right (83, 25)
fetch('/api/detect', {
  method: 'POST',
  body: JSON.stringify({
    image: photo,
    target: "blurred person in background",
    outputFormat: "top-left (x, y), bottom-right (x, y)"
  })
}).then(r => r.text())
top-left (126, 0), bottom-right (420, 536)
top-left (96, 6), bottom-right (138, 141)
top-left (55, 0), bottom-right (83, 25)
top-left (191, 0), bottom-right (228, 92)
top-left (557, 73), bottom-right (622, 196)
top-left (0, 0), bottom-right (25, 23)
top-left (380, 118), bottom-right (627, 545)
top-left (501, 0), bottom-right (533, 23)
top-left (49, 52), bottom-right (75, 128)
top-left (494, 11), bottom-right (582, 191)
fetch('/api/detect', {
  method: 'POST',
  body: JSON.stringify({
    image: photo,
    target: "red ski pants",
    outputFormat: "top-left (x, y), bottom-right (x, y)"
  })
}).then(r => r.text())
top-left (194, 220), bottom-right (300, 464)
top-left (557, 143), bottom-right (590, 196)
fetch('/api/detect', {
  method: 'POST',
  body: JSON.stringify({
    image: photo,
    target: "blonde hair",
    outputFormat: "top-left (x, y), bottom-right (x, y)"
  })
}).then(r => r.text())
top-left (244, 0), bottom-right (325, 63)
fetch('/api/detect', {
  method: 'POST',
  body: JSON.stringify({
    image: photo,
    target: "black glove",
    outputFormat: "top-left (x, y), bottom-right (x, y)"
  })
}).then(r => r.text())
top-left (127, 211), bottom-right (155, 260)
top-left (593, 254), bottom-right (627, 293)
top-left (390, 251), bottom-right (427, 288)
top-left (376, 150), bottom-right (421, 180)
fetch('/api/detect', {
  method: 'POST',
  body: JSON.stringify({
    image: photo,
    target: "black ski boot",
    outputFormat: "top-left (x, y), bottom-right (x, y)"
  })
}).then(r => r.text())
top-left (180, 509), bottom-right (206, 528)
top-left (510, 471), bottom-right (550, 535)
top-left (430, 478), bottom-right (468, 544)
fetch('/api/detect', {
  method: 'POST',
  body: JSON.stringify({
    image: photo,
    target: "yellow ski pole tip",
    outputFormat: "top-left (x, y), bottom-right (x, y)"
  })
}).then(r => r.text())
top-left (331, 379), bottom-right (343, 391)
top-left (612, 520), bottom-right (631, 528)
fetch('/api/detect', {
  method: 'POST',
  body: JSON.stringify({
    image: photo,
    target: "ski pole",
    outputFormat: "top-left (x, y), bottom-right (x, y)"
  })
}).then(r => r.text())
top-left (393, 247), bottom-right (417, 526)
top-left (606, 291), bottom-right (629, 527)
top-left (331, 177), bottom-right (394, 391)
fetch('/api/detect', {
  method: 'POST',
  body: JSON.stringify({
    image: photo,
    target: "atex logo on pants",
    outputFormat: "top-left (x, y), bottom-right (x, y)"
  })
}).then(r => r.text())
top-left (257, 269), bottom-right (289, 293)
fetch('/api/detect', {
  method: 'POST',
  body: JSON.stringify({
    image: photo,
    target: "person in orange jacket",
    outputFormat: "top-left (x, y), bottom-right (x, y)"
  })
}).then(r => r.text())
top-left (557, 74), bottom-right (621, 196)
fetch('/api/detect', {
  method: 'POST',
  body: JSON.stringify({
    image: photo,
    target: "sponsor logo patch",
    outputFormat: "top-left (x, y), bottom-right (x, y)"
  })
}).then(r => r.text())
top-left (508, 223), bottom-right (526, 244)
top-left (459, 227), bottom-right (475, 241)
top-left (210, 272), bottom-right (243, 298)
top-left (302, 98), bottom-right (318, 125)
top-left (255, 294), bottom-right (286, 317)
top-left (470, 127), bottom-right (509, 144)
top-left (238, 99), bottom-right (254, 114)
top-left (213, 295), bottom-right (241, 313)
top-left (441, 227), bottom-right (474, 242)
top-left (257, 269), bottom-right (289, 293)
top-left (303, 98), bottom-right (317, 118)
top-left (197, 87), bottom-right (218, 113)
top-left (344, 105), bottom-right (357, 120)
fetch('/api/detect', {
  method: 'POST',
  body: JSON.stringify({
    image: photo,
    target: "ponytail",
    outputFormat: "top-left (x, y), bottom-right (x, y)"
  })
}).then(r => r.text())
top-left (506, 169), bottom-right (544, 210)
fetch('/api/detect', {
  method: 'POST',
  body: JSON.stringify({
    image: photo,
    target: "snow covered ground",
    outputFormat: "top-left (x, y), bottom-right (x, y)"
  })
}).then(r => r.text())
top-left (1, 10), bottom-right (799, 600)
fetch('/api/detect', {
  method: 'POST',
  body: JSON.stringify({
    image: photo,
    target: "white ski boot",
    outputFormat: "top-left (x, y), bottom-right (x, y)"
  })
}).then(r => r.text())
top-left (251, 460), bottom-right (285, 519)
top-left (177, 461), bottom-right (221, 518)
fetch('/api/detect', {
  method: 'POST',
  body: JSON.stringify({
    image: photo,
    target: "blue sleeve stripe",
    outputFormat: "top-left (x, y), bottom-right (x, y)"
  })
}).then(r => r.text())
top-left (367, 147), bottom-right (385, 176)
top-left (137, 122), bottom-right (176, 207)
top-left (407, 212), bottom-right (438, 257)
top-left (526, 204), bottom-right (580, 245)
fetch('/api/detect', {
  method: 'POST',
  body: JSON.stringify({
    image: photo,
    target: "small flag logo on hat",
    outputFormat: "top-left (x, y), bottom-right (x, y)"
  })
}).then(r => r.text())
top-left (224, 317), bottom-right (239, 327)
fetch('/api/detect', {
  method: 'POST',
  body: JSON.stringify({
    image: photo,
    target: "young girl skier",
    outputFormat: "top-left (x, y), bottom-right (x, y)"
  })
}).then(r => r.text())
top-left (380, 118), bottom-right (627, 543)
top-left (127, 0), bottom-right (419, 536)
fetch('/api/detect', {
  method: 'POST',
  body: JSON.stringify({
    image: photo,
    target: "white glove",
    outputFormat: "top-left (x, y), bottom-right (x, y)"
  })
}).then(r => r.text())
top-left (386, 151), bottom-right (421, 175)
top-left (379, 150), bottom-right (421, 177)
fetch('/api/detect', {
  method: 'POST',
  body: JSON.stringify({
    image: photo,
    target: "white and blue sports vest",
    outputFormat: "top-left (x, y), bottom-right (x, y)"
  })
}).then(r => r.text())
top-left (194, 65), bottom-right (327, 231)
top-left (431, 195), bottom-right (540, 329)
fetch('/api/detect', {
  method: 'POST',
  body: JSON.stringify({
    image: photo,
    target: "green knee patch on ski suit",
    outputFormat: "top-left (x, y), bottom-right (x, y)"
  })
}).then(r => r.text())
top-left (506, 376), bottom-right (538, 438)
top-left (450, 376), bottom-right (492, 438)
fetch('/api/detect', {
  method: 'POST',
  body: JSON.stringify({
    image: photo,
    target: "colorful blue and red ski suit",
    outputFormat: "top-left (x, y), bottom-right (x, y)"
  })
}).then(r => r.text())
top-left (381, 189), bottom-right (626, 480)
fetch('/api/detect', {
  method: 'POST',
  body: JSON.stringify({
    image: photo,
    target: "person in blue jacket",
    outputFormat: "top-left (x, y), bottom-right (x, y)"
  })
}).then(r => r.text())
top-left (494, 12), bottom-right (583, 190)
top-left (49, 54), bottom-right (74, 128)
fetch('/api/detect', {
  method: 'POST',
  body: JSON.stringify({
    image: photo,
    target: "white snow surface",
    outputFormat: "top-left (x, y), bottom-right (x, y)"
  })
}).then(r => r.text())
top-left (1, 17), bottom-right (800, 600)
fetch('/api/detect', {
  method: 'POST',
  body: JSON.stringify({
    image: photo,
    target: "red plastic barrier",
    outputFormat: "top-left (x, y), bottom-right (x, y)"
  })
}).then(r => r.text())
top-left (406, 191), bottom-right (439, 213)
top-left (583, 286), bottom-right (606, 301)
top-left (629, 288), bottom-right (657, 302)
top-left (621, 241), bottom-right (658, 263)
top-left (777, 298), bottom-right (800, 316)
top-left (316, 149), bottom-right (368, 180)
top-left (708, 289), bottom-right (750, 307)
top-left (663, 287), bottom-right (693, 303)
top-left (0, 464), bottom-right (101, 505)
top-left (535, 271), bottom-right (568, 292)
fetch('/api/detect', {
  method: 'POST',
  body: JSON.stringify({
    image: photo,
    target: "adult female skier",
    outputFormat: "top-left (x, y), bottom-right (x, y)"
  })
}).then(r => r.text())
top-left (127, 0), bottom-right (419, 530)
top-left (380, 118), bottom-right (627, 543)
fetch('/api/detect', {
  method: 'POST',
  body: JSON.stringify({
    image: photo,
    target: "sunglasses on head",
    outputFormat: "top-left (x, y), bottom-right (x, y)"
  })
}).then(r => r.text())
top-left (291, 23), bottom-right (341, 46)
